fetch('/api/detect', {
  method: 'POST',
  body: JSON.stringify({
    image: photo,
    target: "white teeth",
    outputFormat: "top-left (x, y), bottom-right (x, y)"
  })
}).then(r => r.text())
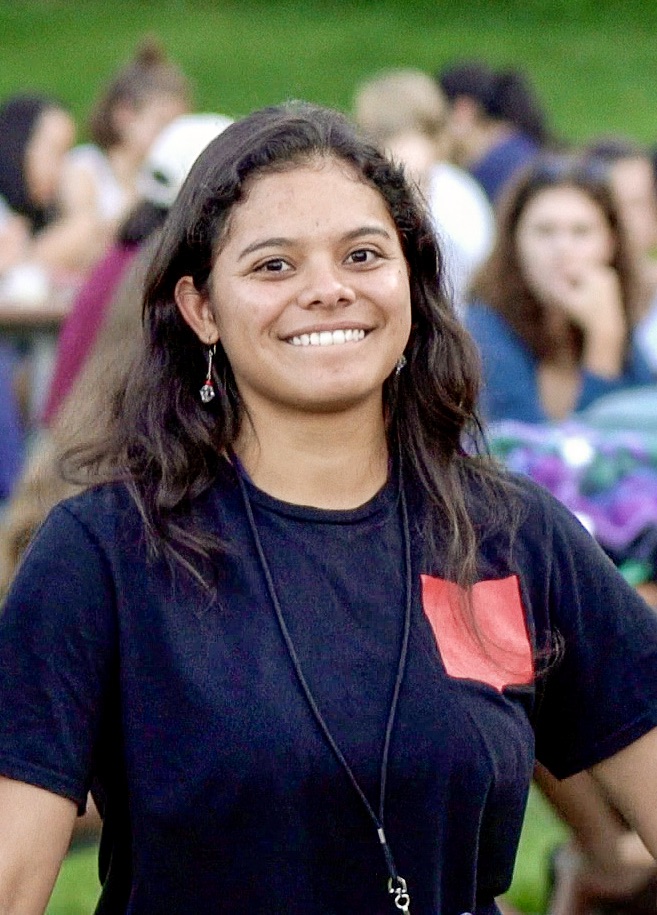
top-left (288, 329), bottom-right (366, 347)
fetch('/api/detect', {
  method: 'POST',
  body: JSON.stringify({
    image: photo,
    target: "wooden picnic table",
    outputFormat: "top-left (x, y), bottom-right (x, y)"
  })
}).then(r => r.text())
top-left (0, 290), bottom-right (73, 335)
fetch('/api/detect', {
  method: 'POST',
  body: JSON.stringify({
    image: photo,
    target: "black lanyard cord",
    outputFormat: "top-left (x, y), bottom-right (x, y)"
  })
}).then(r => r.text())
top-left (235, 460), bottom-right (413, 907)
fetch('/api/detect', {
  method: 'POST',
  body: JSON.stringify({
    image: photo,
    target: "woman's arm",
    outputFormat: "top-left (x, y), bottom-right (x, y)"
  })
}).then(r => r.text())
top-left (29, 211), bottom-right (108, 274)
top-left (590, 725), bottom-right (657, 858)
top-left (0, 776), bottom-right (76, 915)
top-left (535, 763), bottom-right (656, 898)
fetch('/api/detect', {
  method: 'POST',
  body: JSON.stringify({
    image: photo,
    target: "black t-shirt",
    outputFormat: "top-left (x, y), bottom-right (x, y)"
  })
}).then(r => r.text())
top-left (1, 462), bottom-right (657, 914)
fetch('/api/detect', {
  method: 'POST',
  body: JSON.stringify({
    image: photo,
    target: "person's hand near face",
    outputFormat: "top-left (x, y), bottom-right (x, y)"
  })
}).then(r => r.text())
top-left (516, 184), bottom-right (627, 377)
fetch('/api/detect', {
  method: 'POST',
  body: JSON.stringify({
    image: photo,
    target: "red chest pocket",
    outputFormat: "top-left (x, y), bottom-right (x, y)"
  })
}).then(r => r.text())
top-left (420, 574), bottom-right (534, 691)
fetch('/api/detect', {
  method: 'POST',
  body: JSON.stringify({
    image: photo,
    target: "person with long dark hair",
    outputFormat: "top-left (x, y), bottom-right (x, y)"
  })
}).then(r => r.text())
top-left (0, 102), bottom-right (656, 915)
top-left (0, 95), bottom-right (75, 235)
top-left (468, 153), bottom-right (652, 424)
top-left (0, 93), bottom-right (89, 275)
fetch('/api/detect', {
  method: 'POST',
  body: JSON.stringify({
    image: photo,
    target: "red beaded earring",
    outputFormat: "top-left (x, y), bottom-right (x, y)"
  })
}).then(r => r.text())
top-left (199, 343), bottom-right (216, 403)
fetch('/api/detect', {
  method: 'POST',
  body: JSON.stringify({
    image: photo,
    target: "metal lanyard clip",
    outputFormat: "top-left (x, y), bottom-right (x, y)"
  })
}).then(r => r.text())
top-left (388, 875), bottom-right (411, 913)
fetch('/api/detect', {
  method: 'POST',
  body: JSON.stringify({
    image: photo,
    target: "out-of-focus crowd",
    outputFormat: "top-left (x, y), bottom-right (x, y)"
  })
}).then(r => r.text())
top-left (3, 41), bottom-right (657, 602)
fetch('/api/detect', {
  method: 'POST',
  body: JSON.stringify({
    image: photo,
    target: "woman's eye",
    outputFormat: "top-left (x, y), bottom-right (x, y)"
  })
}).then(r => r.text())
top-left (256, 258), bottom-right (290, 273)
top-left (347, 248), bottom-right (377, 265)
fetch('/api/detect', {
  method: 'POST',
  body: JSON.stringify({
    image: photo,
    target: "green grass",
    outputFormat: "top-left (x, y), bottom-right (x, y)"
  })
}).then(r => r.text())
top-left (47, 785), bottom-right (568, 914)
top-left (508, 786), bottom-right (569, 913)
top-left (47, 844), bottom-right (99, 915)
top-left (2, 0), bottom-right (657, 144)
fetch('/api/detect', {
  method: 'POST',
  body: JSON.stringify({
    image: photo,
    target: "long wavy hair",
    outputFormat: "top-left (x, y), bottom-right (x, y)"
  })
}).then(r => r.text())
top-left (67, 101), bottom-right (513, 588)
top-left (472, 153), bottom-right (639, 363)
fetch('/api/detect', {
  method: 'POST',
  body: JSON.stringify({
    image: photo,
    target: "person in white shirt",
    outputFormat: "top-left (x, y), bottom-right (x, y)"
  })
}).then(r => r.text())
top-left (59, 37), bottom-right (191, 272)
top-left (352, 68), bottom-right (494, 310)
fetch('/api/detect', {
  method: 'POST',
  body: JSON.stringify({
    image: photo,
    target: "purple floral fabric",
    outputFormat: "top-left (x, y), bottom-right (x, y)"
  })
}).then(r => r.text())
top-left (488, 421), bottom-right (657, 584)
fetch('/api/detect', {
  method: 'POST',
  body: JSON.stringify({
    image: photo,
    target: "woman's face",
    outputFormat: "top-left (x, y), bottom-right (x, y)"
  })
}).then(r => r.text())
top-left (115, 92), bottom-right (189, 159)
top-left (24, 107), bottom-right (75, 206)
top-left (179, 157), bottom-right (412, 420)
top-left (515, 185), bottom-right (616, 303)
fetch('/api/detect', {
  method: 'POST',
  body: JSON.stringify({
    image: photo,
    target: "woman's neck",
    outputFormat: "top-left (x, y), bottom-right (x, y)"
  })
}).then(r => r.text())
top-left (233, 401), bottom-right (389, 510)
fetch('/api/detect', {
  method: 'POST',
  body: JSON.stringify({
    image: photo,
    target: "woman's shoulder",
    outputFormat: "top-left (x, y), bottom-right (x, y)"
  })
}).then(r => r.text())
top-left (51, 468), bottom-right (236, 549)
top-left (466, 300), bottom-right (516, 335)
top-left (65, 143), bottom-right (108, 170)
top-left (466, 301), bottom-right (536, 373)
top-left (51, 481), bottom-right (141, 545)
top-left (459, 458), bottom-right (587, 557)
top-left (62, 144), bottom-right (127, 219)
top-left (429, 162), bottom-right (494, 220)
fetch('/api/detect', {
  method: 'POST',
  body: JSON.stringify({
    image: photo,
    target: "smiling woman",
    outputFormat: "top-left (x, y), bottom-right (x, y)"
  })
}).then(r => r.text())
top-left (174, 159), bottom-right (412, 491)
top-left (0, 103), bottom-right (657, 915)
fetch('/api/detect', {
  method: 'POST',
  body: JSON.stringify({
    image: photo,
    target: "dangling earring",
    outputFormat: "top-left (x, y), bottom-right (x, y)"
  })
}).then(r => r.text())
top-left (395, 354), bottom-right (407, 376)
top-left (200, 343), bottom-right (216, 403)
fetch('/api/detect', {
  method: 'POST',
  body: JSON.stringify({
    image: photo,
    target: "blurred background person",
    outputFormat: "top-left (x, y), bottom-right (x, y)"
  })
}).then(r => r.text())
top-left (467, 153), bottom-right (651, 424)
top-left (0, 93), bottom-right (78, 502)
top-left (42, 112), bottom-right (231, 428)
top-left (0, 356), bottom-right (24, 504)
top-left (353, 67), bottom-right (494, 309)
top-left (59, 37), bottom-right (191, 273)
top-left (583, 136), bottom-right (657, 375)
top-left (436, 60), bottom-right (550, 204)
top-left (1, 111), bottom-right (232, 593)
top-left (0, 93), bottom-right (79, 279)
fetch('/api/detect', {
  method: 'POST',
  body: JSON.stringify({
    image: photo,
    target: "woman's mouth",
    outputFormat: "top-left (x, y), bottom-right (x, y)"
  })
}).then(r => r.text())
top-left (287, 328), bottom-right (368, 347)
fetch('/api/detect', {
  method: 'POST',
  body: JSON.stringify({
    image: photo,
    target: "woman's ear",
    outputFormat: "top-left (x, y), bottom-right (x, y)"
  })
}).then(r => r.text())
top-left (175, 276), bottom-right (220, 345)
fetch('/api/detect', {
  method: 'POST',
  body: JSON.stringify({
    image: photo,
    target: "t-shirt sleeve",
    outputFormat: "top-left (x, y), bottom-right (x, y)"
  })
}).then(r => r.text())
top-left (0, 503), bottom-right (117, 808)
top-left (533, 492), bottom-right (657, 779)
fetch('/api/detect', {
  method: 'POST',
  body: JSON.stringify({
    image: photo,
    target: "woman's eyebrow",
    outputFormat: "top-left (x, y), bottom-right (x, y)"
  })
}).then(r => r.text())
top-left (342, 225), bottom-right (393, 242)
top-left (238, 237), bottom-right (290, 260)
top-left (237, 225), bottom-right (393, 261)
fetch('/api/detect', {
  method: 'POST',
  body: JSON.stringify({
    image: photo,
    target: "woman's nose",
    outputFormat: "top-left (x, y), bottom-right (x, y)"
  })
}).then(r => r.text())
top-left (296, 260), bottom-right (357, 309)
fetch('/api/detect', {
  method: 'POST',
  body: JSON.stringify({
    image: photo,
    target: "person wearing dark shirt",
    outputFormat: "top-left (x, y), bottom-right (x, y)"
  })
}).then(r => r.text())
top-left (436, 61), bottom-right (547, 203)
top-left (1, 103), bottom-right (657, 915)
